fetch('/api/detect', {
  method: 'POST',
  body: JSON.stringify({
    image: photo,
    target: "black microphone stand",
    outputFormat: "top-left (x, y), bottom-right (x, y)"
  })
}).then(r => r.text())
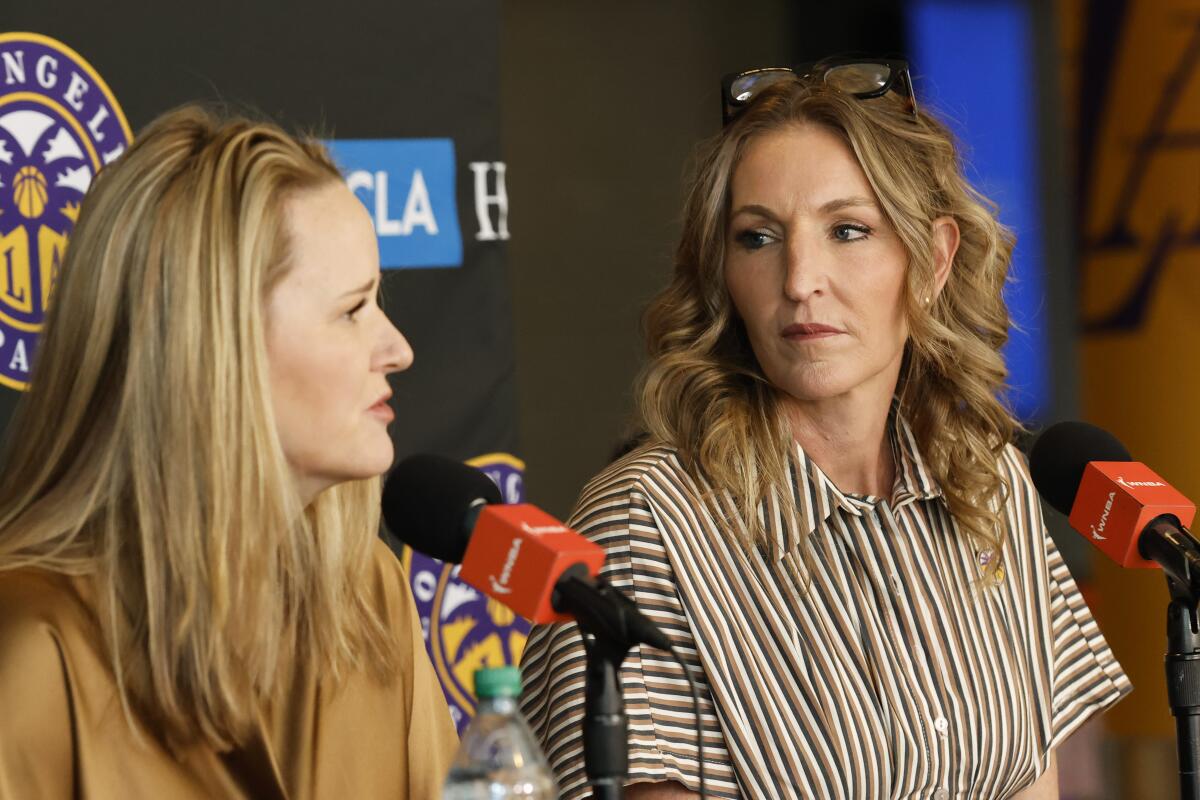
top-left (579, 629), bottom-right (630, 800)
top-left (1141, 516), bottom-right (1200, 800)
top-left (1166, 588), bottom-right (1200, 800)
top-left (552, 564), bottom-right (674, 800)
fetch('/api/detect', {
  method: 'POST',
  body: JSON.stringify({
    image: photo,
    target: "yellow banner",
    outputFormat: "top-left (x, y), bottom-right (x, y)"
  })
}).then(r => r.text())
top-left (1073, 2), bottom-right (1200, 737)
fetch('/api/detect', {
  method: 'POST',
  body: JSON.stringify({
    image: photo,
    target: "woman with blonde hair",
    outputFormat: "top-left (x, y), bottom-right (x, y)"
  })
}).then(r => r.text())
top-left (0, 105), bottom-right (457, 797)
top-left (520, 61), bottom-right (1130, 799)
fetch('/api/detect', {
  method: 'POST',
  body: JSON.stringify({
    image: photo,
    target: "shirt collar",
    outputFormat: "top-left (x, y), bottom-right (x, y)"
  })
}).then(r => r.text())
top-left (767, 403), bottom-right (944, 560)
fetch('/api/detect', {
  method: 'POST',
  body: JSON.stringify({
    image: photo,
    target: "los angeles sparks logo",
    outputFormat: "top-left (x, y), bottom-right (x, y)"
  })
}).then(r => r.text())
top-left (402, 453), bottom-right (531, 732)
top-left (0, 33), bottom-right (131, 390)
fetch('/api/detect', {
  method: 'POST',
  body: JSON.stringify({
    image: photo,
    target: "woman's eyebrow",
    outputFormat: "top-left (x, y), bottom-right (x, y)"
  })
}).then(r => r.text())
top-left (818, 195), bottom-right (877, 214)
top-left (729, 197), bottom-right (878, 221)
top-left (337, 275), bottom-right (379, 299)
top-left (729, 203), bottom-right (781, 222)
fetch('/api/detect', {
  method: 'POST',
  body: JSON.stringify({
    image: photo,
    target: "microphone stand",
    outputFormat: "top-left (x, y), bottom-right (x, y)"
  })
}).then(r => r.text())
top-left (1166, 588), bottom-right (1200, 800)
top-left (1142, 516), bottom-right (1200, 800)
top-left (579, 630), bottom-right (630, 800)
top-left (552, 564), bottom-right (673, 800)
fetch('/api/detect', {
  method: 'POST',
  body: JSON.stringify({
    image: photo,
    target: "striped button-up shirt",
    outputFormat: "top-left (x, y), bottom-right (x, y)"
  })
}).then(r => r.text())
top-left (520, 417), bottom-right (1131, 798)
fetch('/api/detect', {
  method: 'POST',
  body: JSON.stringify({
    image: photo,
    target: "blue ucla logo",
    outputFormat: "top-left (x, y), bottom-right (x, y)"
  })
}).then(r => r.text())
top-left (403, 453), bottom-right (529, 732)
top-left (325, 139), bottom-right (463, 269)
top-left (0, 33), bottom-right (131, 390)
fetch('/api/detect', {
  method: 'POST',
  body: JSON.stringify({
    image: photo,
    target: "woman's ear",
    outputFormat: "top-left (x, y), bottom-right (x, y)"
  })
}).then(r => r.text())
top-left (930, 216), bottom-right (960, 299)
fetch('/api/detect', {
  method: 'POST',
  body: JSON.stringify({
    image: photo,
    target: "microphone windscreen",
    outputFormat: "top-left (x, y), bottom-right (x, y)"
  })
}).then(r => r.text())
top-left (383, 453), bottom-right (502, 563)
top-left (1028, 421), bottom-right (1133, 516)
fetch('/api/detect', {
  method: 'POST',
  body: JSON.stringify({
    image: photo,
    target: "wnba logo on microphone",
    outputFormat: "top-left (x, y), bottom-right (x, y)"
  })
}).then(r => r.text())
top-left (1117, 476), bottom-right (1166, 489)
top-left (0, 33), bottom-right (131, 390)
top-left (521, 521), bottom-right (565, 535)
top-left (488, 537), bottom-right (521, 595)
top-left (1090, 491), bottom-right (1116, 540)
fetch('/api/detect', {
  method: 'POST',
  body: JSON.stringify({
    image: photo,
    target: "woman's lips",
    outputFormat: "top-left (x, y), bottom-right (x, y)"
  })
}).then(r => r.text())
top-left (781, 323), bottom-right (843, 340)
top-left (368, 397), bottom-right (395, 422)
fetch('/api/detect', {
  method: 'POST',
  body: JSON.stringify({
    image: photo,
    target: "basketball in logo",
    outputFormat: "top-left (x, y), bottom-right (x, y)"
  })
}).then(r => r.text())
top-left (403, 453), bottom-right (531, 732)
top-left (14, 165), bottom-right (49, 218)
top-left (0, 33), bottom-right (132, 390)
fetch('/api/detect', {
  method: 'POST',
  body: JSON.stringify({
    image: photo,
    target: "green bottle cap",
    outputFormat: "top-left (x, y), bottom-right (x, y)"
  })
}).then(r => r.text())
top-left (473, 665), bottom-right (522, 699)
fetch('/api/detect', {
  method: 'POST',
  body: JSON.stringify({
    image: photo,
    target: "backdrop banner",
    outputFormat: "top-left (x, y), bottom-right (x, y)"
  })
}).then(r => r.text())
top-left (1, 1), bottom-right (523, 732)
top-left (1067, 0), bottom-right (1200, 746)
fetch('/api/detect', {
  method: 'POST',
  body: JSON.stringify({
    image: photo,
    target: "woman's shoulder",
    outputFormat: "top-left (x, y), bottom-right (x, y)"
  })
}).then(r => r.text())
top-left (991, 442), bottom-right (1051, 562)
top-left (0, 568), bottom-right (93, 693)
top-left (576, 440), bottom-right (688, 502)
top-left (996, 440), bottom-right (1037, 491)
top-left (0, 567), bottom-right (92, 638)
top-left (365, 538), bottom-right (417, 612)
top-left (567, 441), bottom-right (714, 541)
top-left (0, 569), bottom-right (79, 789)
top-left (364, 538), bottom-right (427, 640)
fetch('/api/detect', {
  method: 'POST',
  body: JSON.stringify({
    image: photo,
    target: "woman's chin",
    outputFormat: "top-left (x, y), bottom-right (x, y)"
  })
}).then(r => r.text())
top-left (775, 376), bottom-right (856, 404)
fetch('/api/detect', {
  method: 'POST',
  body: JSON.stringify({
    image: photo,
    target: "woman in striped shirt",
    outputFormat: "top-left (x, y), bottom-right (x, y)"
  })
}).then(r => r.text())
top-left (520, 61), bottom-right (1130, 799)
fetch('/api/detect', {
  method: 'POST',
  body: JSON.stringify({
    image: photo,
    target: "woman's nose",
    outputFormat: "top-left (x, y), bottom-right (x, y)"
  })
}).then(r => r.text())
top-left (377, 320), bottom-right (414, 374)
top-left (782, 238), bottom-right (827, 302)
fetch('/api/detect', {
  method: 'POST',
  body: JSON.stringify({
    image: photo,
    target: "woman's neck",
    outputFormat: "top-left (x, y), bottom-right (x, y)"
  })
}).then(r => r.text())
top-left (781, 392), bottom-right (895, 499)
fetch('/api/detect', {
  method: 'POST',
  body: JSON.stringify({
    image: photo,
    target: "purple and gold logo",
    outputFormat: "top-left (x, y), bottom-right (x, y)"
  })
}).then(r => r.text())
top-left (0, 33), bottom-right (131, 389)
top-left (403, 452), bottom-right (531, 732)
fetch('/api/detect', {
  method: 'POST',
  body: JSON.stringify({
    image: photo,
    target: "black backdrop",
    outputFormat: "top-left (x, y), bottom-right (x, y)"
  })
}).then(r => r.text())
top-left (0, 0), bottom-right (517, 462)
top-left (1, 0), bottom-right (521, 731)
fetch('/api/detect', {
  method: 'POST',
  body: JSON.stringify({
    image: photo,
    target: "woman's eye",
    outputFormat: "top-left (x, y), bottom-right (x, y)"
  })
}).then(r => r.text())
top-left (832, 223), bottom-right (871, 242)
top-left (734, 229), bottom-right (775, 250)
top-left (345, 298), bottom-right (368, 320)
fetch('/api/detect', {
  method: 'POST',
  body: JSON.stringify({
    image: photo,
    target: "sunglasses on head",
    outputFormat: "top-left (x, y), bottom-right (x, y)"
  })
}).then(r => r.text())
top-left (721, 58), bottom-right (917, 126)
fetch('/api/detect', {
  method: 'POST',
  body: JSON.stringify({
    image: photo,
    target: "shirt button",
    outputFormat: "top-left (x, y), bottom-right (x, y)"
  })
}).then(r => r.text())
top-left (934, 716), bottom-right (949, 734)
top-left (934, 789), bottom-right (950, 800)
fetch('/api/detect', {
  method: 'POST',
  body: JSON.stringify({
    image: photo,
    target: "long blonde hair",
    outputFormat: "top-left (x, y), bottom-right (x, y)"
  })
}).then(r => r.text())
top-left (639, 76), bottom-right (1018, 556)
top-left (0, 105), bottom-right (397, 750)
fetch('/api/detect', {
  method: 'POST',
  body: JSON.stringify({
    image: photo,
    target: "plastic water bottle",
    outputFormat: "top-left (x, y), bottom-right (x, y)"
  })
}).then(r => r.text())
top-left (443, 666), bottom-right (558, 799)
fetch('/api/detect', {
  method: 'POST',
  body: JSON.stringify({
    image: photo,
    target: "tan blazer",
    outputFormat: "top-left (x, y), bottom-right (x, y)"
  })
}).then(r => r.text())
top-left (0, 539), bottom-right (459, 799)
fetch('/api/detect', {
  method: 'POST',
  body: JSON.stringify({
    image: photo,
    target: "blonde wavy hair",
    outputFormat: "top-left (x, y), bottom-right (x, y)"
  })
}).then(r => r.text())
top-left (0, 105), bottom-right (397, 750)
top-left (639, 75), bottom-right (1019, 557)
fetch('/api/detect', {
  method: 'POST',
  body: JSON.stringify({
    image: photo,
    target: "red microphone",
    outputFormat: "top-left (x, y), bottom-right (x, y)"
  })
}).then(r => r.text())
top-left (458, 503), bottom-right (605, 623)
top-left (382, 454), bottom-right (672, 648)
top-left (1067, 462), bottom-right (1195, 568)
top-left (1032, 422), bottom-right (1200, 790)
top-left (1030, 421), bottom-right (1199, 576)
